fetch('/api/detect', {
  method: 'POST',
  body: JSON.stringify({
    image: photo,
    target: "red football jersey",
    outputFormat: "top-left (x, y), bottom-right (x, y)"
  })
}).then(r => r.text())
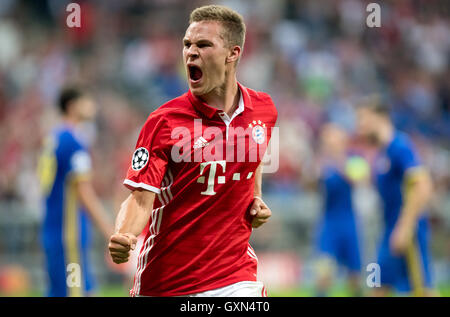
top-left (124, 82), bottom-right (278, 296)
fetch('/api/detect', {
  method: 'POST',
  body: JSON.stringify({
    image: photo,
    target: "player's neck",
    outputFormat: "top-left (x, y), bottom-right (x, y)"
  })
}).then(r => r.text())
top-left (331, 149), bottom-right (347, 161)
top-left (62, 114), bottom-right (80, 127)
top-left (378, 123), bottom-right (394, 147)
top-left (201, 74), bottom-right (239, 117)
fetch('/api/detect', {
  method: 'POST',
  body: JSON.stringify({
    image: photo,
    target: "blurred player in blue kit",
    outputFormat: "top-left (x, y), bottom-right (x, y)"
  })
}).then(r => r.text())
top-left (357, 99), bottom-right (436, 296)
top-left (313, 123), bottom-right (369, 297)
top-left (37, 87), bottom-right (113, 296)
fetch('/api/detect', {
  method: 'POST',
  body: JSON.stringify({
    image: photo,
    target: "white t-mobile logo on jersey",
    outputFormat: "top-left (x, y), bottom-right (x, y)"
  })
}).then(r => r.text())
top-left (197, 160), bottom-right (226, 195)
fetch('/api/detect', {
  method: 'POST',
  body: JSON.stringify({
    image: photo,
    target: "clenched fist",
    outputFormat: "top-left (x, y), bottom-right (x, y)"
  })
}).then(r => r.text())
top-left (108, 233), bottom-right (137, 264)
top-left (250, 197), bottom-right (272, 228)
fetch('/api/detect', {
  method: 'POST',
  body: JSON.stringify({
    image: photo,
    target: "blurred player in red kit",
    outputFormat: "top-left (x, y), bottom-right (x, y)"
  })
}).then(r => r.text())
top-left (108, 5), bottom-right (278, 296)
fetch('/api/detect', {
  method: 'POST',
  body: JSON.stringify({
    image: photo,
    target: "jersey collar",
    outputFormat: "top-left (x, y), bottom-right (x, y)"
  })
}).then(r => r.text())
top-left (187, 82), bottom-right (253, 119)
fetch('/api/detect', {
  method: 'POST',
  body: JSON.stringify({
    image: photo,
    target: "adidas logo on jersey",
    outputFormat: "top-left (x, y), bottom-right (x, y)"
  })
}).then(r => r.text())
top-left (193, 137), bottom-right (209, 149)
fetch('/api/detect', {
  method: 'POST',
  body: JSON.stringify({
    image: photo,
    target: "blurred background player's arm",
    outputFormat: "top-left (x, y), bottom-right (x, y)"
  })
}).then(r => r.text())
top-left (251, 163), bottom-right (272, 228)
top-left (75, 178), bottom-right (114, 241)
top-left (70, 148), bottom-right (114, 241)
top-left (390, 168), bottom-right (433, 254)
top-left (109, 190), bottom-right (155, 264)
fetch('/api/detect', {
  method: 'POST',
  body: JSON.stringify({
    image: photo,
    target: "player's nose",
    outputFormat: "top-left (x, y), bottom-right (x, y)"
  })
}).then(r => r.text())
top-left (186, 46), bottom-right (199, 59)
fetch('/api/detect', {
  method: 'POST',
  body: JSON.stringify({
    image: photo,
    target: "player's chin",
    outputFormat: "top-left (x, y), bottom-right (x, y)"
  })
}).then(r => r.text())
top-left (189, 84), bottom-right (207, 96)
top-left (188, 78), bottom-right (207, 94)
top-left (81, 113), bottom-right (96, 122)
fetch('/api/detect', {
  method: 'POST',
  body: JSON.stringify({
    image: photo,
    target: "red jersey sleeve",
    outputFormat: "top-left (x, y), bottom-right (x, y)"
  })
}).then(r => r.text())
top-left (123, 113), bottom-right (171, 194)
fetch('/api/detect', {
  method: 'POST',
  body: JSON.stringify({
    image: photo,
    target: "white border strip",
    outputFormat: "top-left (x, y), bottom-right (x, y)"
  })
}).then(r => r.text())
top-left (133, 206), bottom-right (165, 295)
top-left (247, 245), bottom-right (258, 261)
top-left (131, 168), bottom-right (175, 296)
top-left (124, 179), bottom-right (161, 194)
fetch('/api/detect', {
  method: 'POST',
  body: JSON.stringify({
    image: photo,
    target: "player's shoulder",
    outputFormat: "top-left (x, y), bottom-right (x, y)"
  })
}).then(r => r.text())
top-left (245, 86), bottom-right (275, 106)
top-left (148, 93), bottom-right (192, 118)
top-left (141, 93), bottom-right (192, 129)
top-left (391, 131), bottom-right (415, 152)
top-left (243, 86), bottom-right (278, 119)
top-left (321, 164), bottom-right (337, 179)
top-left (157, 93), bottom-right (191, 113)
top-left (388, 131), bottom-right (418, 161)
top-left (54, 125), bottom-right (80, 148)
top-left (51, 126), bottom-right (86, 162)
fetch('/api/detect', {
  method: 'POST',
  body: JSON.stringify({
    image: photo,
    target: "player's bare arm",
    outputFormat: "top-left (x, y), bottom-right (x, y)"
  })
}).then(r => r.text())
top-left (109, 189), bottom-right (155, 264)
top-left (250, 163), bottom-right (272, 228)
top-left (390, 168), bottom-right (433, 255)
top-left (75, 179), bottom-right (114, 240)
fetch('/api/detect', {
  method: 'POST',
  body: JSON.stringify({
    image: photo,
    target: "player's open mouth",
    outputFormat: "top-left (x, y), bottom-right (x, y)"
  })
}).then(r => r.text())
top-left (188, 65), bottom-right (203, 83)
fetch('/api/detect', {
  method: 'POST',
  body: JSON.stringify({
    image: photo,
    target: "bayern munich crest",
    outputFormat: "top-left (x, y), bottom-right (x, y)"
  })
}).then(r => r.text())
top-left (131, 147), bottom-right (149, 171)
top-left (249, 120), bottom-right (266, 145)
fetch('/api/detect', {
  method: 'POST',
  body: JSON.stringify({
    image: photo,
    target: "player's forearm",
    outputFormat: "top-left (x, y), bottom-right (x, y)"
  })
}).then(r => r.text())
top-left (115, 190), bottom-right (155, 237)
top-left (398, 171), bottom-right (433, 228)
top-left (76, 181), bottom-right (114, 239)
top-left (254, 163), bottom-right (262, 198)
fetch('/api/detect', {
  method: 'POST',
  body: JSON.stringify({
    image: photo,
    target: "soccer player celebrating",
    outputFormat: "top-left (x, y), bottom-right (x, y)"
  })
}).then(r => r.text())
top-left (108, 5), bottom-right (277, 297)
top-left (314, 123), bottom-right (365, 297)
top-left (38, 87), bottom-right (113, 296)
top-left (357, 99), bottom-right (435, 296)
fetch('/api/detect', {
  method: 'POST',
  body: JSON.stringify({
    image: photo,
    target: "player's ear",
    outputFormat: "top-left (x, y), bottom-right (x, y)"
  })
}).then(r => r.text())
top-left (226, 45), bottom-right (241, 64)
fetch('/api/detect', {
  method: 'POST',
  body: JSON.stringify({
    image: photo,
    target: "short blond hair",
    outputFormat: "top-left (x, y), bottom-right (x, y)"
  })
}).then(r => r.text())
top-left (189, 5), bottom-right (246, 49)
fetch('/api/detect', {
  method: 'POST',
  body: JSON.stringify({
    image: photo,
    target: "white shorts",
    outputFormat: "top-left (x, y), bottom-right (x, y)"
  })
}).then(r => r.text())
top-left (137, 281), bottom-right (267, 297)
top-left (183, 281), bottom-right (267, 297)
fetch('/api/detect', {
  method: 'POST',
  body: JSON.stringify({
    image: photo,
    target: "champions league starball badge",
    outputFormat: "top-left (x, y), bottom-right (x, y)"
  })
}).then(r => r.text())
top-left (131, 147), bottom-right (149, 171)
top-left (249, 120), bottom-right (266, 145)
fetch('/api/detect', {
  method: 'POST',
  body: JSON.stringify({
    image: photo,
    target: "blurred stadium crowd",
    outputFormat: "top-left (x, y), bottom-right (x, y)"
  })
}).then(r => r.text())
top-left (0, 0), bottom-right (448, 295)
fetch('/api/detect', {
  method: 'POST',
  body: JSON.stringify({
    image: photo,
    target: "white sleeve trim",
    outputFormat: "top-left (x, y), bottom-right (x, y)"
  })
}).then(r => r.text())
top-left (406, 165), bottom-right (425, 173)
top-left (123, 179), bottom-right (161, 194)
top-left (71, 150), bottom-right (92, 174)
